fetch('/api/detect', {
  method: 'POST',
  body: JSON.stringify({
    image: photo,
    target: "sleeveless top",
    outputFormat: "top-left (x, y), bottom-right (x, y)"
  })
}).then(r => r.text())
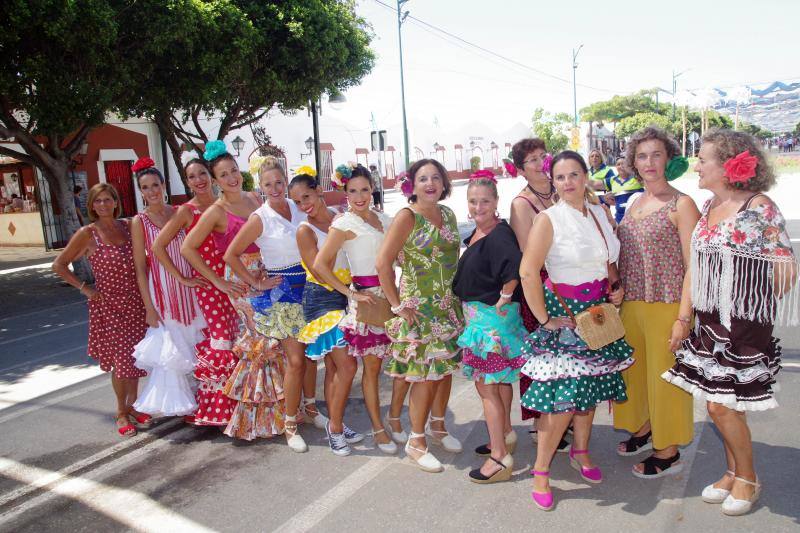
top-left (299, 220), bottom-right (351, 288)
top-left (331, 210), bottom-right (392, 277)
top-left (253, 201), bottom-right (305, 268)
top-left (617, 194), bottom-right (684, 303)
top-left (137, 210), bottom-right (198, 324)
top-left (543, 201), bottom-right (619, 286)
top-left (213, 211), bottom-right (258, 255)
top-left (88, 221), bottom-right (139, 297)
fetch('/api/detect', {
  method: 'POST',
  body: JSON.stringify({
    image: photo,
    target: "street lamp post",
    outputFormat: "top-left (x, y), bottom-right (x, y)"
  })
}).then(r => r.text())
top-left (572, 45), bottom-right (583, 127)
top-left (231, 135), bottom-right (246, 157)
top-left (310, 100), bottom-right (322, 174)
top-left (672, 69), bottom-right (689, 120)
top-left (397, 0), bottom-right (411, 170)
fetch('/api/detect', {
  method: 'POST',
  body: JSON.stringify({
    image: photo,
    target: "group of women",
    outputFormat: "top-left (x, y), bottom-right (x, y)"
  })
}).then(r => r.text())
top-left (52, 127), bottom-right (797, 517)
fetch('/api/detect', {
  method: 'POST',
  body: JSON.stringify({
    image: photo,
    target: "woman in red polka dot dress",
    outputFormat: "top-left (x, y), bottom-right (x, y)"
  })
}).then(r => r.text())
top-left (53, 183), bottom-right (148, 437)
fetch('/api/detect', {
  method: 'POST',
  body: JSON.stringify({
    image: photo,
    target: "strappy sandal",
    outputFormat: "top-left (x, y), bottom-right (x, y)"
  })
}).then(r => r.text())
top-left (384, 415), bottom-right (408, 444)
top-left (632, 451), bottom-right (682, 479)
top-left (405, 431), bottom-right (443, 473)
top-left (116, 415), bottom-right (137, 438)
top-left (369, 428), bottom-right (398, 455)
top-left (129, 412), bottom-right (153, 429)
top-left (284, 415), bottom-right (308, 453)
top-left (702, 470), bottom-right (735, 504)
top-left (531, 470), bottom-right (554, 511)
top-left (570, 448), bottom-right (602, 483)
top-left (474, 430), bottom-right (517, 456)
top-left (469, 454), bottom-right (513, 484)
top-left (617, 431), bottom-right (653, 457)
top-left (302, 400), bottom-right (329, 430)
top-left (425, 415), bottom-right (462, 453)
top-left (721, 476), bottom-right (761, 516)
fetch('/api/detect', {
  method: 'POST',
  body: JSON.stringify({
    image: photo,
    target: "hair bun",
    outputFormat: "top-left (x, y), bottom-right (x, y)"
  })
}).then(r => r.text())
top-left (131, 157), bottom-right (156, 173)
top-left (203, 140), bottom-right (229, 162)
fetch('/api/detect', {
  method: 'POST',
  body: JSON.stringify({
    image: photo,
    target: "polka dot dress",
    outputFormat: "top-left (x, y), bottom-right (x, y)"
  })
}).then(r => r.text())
top-left (188, 207), bottom-right (239, 426)
top-left (86, 221), bottom-right (147, 379)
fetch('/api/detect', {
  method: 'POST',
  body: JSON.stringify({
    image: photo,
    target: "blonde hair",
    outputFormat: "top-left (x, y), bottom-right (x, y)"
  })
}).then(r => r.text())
top-left (258, 156), bottom-right (286, 181)
top-left (86, 183), bottom-right (122, 221)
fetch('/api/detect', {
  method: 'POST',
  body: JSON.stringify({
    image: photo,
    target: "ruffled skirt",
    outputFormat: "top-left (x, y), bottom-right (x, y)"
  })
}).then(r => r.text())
top-left (251, 263), bottom-right (307, 340)
top-left (458, 301), bottom-right (527, 384)
top-left (133, 316), bottom-right (205, 416)
top-left (339, 285), bottom-right (391, 359)
top-left (662, 310), bottom-right (781, 411)
top-left (520, 281), bottom-right (634, 413)
top-left (298, 282), bottom-right (348, 360)
top-left (385, 290), bottom-right (464, 382)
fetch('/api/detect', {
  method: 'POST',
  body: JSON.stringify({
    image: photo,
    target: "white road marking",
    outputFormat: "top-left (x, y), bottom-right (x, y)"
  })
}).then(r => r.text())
top-left (0, 418), bottom-right (182, 508)
top-left (0, 320), bottom-right (88, 346)
top-left (274, 380), bottom-right (476, 533)
top-left (0, 344), bottom-right (85, 373)
top-left (0, 426), bottom-right (215, 532)
top-left (0, 262), bottom-right (53, 275)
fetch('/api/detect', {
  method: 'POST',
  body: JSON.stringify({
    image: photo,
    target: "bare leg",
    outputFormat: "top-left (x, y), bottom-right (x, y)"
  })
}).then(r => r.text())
top-left (708, 402), bottom-right (755, 500)
top-left (111, 374), bottom-right (129, 419)
top-left (571, 409), bottom-right (598, 469)
top-left (322, 357), bottom-right (334, 416)
top-left (429, 373), bottom-right (452, 435)
top-left (533, 412), bottom-right (574, 494)
top-left (326, 347), bottom-right (356, 433)
top-left (498, 383), bottom-right (513, 435)
top-left (387, 377), bottom-right (410, 434)
top-left (303, 357), bottom-right (318, 404)
top-left (281, 337), bottom-right (307, 418)
top-left (407, 381), bottom-right (435, 459)
top-left (476, 381), bottom-right (507, 476)
top-left (362, 355), bottom-right (391, 445)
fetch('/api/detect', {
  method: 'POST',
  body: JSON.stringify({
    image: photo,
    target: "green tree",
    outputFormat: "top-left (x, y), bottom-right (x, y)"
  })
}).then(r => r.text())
top-left (125, 0), bottom-right (375, 191)
top-left (580, 90), bottom-right (670, 124)
top-left (531, 108), bottom-right (570, 152)
top-left (615, 112), bottom-right (674, 139)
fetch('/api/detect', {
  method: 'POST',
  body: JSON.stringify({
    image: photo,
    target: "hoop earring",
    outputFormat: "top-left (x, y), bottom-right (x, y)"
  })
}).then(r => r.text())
top-left (467, 212), bottom-right (473, 220)
top-left (494, 210), bottom-right (500, 220)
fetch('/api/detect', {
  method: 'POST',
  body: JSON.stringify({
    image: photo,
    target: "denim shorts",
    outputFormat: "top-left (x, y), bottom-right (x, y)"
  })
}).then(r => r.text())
top-left (302, 282), bottom-right (347, 323)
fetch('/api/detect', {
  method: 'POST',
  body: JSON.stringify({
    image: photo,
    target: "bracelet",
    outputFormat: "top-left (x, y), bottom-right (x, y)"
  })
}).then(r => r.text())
top-left (78, 281), bottom-right (86, 292)
top-left (499, 291), bottom-right (513, 299)
top-left (390, 303), bottom-right (404, 314)
top-left (676, 316), bottom-right (692, 324)
top-left (538, 316), bottom-right (551, 326)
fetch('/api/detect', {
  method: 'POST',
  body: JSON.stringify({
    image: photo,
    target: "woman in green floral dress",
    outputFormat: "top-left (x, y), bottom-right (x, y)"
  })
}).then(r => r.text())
top-left (377, 159), bottom-right (464, 473)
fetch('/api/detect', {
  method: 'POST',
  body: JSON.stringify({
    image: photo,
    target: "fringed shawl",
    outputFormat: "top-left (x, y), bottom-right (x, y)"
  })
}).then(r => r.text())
top-left (691, 200), bottom-right (798, 330)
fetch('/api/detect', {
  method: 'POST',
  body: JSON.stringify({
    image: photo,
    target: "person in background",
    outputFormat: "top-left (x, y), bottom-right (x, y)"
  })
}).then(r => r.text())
top-left (369, 164), bottom-right (384, 211)
top-left (603, 157), bottom-right (645, 224)
top-left (73, 185), bottom-right (85, 225)
top-left (52, 183), bottom-right (149, 437)
top-left (588, 149), bottom-right (616, 192)
top-left (10, 193), bottom-right (24, 212)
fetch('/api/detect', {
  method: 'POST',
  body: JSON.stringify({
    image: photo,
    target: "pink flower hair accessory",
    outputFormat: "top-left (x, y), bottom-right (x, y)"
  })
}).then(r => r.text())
top-left (397, 171), bottom-right (413, 197)
top-left (541, 153), bottom-right (553, 175)
top-left (502, 158), bottom-right (518, 177)
top-left (470, 169), bottom-right (497, 183)
top-left (723, 150), bottom-right (758, 187)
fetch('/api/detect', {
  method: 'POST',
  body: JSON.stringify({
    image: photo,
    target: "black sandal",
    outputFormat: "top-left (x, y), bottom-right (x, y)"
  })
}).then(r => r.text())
top-left (632, 452), bottom-right (682, 479)
top-left (469, 456), bottom-right (511, 484)
top-left (617, 431), bottom-right (652, 457)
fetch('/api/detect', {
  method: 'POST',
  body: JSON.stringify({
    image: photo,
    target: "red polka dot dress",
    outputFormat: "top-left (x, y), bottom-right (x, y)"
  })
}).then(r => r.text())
top-left (86, 221), bottom-right (147, 379)
top-left (188, 206), bottom-right (239, 426)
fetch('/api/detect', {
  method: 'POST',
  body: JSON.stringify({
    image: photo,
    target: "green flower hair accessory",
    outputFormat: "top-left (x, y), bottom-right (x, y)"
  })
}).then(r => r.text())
top-left (203, 140), bottom-right (229, 162)
top-left (664, 156), bottom-right (689, 181)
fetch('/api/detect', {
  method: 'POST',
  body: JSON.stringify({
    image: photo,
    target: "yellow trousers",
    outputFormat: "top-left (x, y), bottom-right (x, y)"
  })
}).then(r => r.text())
top-left (613, 301), bottom-right (693, 449)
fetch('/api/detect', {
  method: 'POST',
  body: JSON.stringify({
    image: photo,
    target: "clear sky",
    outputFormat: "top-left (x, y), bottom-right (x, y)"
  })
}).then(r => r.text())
top-left (340, 0), bottom-right (800, 134)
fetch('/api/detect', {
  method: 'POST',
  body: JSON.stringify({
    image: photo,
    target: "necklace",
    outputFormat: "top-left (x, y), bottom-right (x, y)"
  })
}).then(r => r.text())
top-left (527, 183), bottom-right (555, 202)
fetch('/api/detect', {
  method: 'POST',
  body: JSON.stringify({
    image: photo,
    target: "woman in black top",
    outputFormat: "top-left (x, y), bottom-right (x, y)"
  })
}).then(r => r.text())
top-left (453, 172), bottom-right (528, 484)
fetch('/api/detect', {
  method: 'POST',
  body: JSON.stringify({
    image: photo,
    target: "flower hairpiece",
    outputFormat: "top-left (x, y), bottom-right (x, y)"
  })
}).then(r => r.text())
top-left (470, 169), bottom-right (497, 183)
top-left (502, 158), bottom-right (518, 177)
top-left (131, 157), bottom-right (156, 173)
top-left (397, 171), bottom-right (413, 197)
top-left (295, 165), bottom-right (317, 178)
top-left (665, 156), bottom-right (689, 181)
top-left (541, 153), bottom-right (553, 175)
top-left (203, 140), bottom-right (228, 162)
top-left (723, 150), bottom-right (758, 187)
top-left (332, 163), bottom-right (355, 190)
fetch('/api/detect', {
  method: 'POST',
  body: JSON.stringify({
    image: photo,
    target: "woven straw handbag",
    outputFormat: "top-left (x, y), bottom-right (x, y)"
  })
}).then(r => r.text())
top-left (550, 208), bottom-right (625, 350)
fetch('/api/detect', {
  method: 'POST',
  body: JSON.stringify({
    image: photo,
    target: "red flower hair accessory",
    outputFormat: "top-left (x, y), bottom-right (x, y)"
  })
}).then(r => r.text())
top-left (723, 150), bottom-right (758, 186)
top-left (397, 171), bottom-right (413, 197)
top-left (132, 157), bottom-right (156, 173)
top-left (470, 169), bottom-right (497, 183)
top-left (502, 158), bottom-right (518, 177)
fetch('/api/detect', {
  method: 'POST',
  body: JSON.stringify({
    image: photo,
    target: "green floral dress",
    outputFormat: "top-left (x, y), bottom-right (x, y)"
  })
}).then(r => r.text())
top-left (385, 206), bottom-right (464, 382)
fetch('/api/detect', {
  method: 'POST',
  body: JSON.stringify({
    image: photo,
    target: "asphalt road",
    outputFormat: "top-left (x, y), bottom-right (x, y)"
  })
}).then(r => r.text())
top-left (0, 221), bottom-right (798, 532)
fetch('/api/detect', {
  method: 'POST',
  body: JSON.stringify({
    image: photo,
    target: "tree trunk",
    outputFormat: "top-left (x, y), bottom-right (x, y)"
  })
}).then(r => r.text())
top-left (45, 161), bottom-right (94, 282)
top-left (155, 115), bottom-right (190, 196)
top-left (681, 106), bottom-right (687, 157)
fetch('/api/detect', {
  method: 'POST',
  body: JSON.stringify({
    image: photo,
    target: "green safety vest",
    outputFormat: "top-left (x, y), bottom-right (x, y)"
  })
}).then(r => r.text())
top-left (590, 165), bottom-right (614, 183)
top-left (609, 175), bottom-right (643, 195)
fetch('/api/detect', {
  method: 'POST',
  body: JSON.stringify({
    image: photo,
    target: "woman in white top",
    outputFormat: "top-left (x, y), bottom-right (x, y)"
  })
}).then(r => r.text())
top-left (224, 159), bottom-right (330, 451)
top-left (519, 151), bottom-right (634, 511)
top-left (315, 164), bottom-right (407, 455)
top-left (291, 170), bottom-right (363, 456)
